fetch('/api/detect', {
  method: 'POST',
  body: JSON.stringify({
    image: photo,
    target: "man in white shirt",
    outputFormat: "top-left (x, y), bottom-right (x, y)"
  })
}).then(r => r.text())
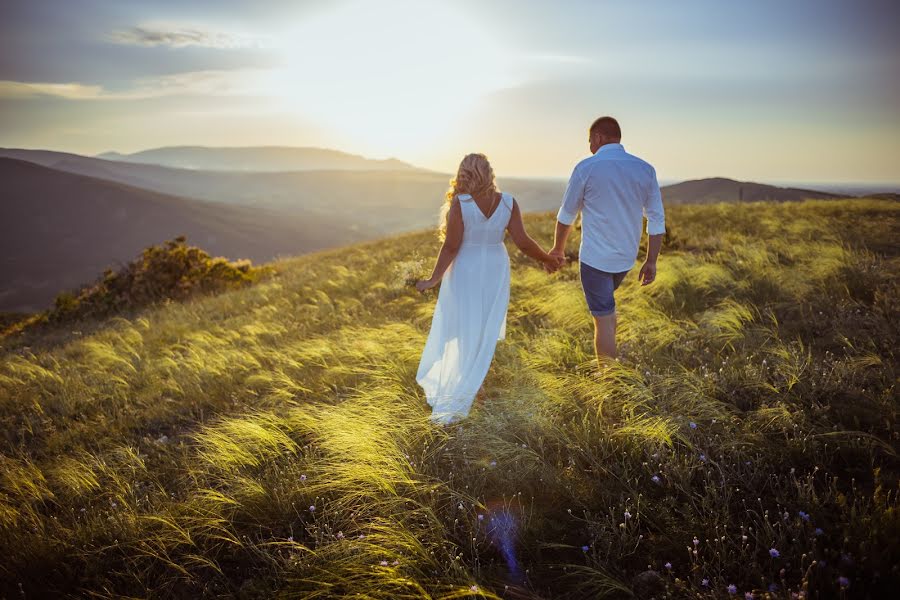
top-left (549, 116), bottom-right (666, 362)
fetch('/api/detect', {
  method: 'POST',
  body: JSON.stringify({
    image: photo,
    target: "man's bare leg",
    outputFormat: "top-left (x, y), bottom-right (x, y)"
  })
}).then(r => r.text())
top-left (593, 312), bottom-right (617, 363)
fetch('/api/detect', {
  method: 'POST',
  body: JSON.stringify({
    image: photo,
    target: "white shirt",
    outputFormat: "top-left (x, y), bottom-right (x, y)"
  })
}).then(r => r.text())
top-left (556, 143), bottom-right (666, 273)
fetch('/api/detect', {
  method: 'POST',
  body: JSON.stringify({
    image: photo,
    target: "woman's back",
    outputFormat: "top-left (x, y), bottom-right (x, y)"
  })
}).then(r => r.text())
top-left (458, 191), bottom-right (513, 247)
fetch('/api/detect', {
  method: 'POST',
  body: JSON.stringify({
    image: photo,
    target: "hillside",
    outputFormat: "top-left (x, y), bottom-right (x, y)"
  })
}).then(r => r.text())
top-left (1, 198), bottom-right (897, 598)
top-left (0, 148), bottom-right (567, 233)
top-left (661, 177), bottom-right (842, 204)
top-left (96, 145), bottom-right (425, 172)
top-left (5, 149), bottom-right (868, 234)
top-left (0, 158), bottom-right (359, 313)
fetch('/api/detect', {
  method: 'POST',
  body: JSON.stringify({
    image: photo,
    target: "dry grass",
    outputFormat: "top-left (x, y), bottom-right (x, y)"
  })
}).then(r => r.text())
top-left (0, 199), bottom-right (898, 598)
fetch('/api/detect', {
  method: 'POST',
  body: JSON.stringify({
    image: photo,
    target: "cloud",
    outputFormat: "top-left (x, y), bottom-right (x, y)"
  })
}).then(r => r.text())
top-left (0, 69), bottom-right (273, 101)
top-left (0, 81), bottom-right (105, 100)
top-left (107, 24), bottom-right (271, 49)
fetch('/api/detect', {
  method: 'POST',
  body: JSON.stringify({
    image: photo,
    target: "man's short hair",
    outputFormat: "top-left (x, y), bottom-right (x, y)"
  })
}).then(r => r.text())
top-left (590, 116), bottom-right (621, 140)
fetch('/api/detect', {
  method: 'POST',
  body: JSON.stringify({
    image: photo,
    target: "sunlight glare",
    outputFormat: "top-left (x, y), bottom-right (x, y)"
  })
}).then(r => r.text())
top-left (275, 0), bottom-right (519, 157)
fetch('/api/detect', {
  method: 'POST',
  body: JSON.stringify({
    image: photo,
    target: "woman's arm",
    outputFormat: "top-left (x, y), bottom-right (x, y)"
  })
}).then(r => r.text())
top-left (416, 199), bottom-right (464, 291)
top-left (506, 198), bottom-right (563, 272)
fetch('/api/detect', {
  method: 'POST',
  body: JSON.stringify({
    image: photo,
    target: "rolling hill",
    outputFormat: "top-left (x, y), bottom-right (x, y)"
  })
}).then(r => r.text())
top-left (96, 145), bottom-right (425, 172)
top-left (0, 199), bottom-right (897, 597)
top-left (0, 158), bottom-right (360, 313)
top-left (660, 176), bottom-right (843, 204)
top-left (0, 148), bottom-right (567, 233)
top-left (5, 148), bottom-right (876, 237)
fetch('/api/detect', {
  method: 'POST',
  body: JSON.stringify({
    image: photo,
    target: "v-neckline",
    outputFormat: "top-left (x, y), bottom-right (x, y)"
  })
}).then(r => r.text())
top-left (472, 192), bottom-right (502, 221)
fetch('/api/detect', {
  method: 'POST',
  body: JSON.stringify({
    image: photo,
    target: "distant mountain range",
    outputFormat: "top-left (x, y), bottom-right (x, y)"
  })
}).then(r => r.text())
top-left (96, 146), bottom-right (425, 173)
top-left (0, 157), bottom-right (360, 313)
top-left (2, 145), bottom-right (894, 314)
top-left (0, 147), bottom-right (567, 234)
top-left (660, 177), bottom-right (843, 204)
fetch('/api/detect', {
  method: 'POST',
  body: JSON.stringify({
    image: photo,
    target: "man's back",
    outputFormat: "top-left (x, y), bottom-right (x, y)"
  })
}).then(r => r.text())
top-left (556, 142), bottom-right (666, 273)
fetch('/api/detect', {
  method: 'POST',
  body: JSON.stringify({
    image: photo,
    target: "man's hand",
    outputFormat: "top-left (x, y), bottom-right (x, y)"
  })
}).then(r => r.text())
top-left (416, 278), bottom-right (439, 293)
top-left (542, 255), bottom-right (565, 274)
top-left (638, 260), bottom-right (657, 286)
top-left (544, 249), bottom-right (566, 274)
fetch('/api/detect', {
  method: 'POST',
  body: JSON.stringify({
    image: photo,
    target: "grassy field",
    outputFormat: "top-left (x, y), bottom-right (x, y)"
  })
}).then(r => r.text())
top-left (1, 199), bottom-right (898, 599)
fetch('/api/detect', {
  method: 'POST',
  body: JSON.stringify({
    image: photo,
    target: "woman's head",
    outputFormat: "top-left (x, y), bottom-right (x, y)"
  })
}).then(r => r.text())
top-left (438, 153), bottom-right (499, 239)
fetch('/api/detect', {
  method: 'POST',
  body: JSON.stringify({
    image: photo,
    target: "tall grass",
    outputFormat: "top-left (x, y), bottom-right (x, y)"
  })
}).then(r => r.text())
top-left (0, 199), bottom-right (898, 598)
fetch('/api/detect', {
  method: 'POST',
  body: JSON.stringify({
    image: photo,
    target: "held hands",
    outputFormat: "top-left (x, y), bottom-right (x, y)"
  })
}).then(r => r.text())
top-left (638, 260), bottom-right (657, 286)
top-left (543, 249), bottom-right (567, 274)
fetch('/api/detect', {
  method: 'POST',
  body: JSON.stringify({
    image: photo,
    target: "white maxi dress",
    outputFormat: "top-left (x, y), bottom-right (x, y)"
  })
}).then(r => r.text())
top-left (416, 192), bottom-right (513, 425)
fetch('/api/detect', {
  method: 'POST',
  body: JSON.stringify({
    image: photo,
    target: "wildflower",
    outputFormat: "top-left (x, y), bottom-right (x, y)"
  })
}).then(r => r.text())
top-left (699, 454), bottom-right (707, 462)
top-left (624, 511), bottom-right (632, 520)
top-left (769, 548), bottom-right (780, 558)
top-left (665, 562), bottom-right (672, 569)
top-left (336, 531), bottom-right (344, 539)
top-left (742, 535), bottom-right (748, 542)
top-left (745, 593), bottom-right (753, 600)
top-left (651, 475), bottom-right (661, 484)
top-left (798, 511), bottom-right (809, 521)
top-left (727, 584), bottom-right (737, 595)
top-left (358, 534), bottom-right (365, 539)
top-left (380, 560), bottom-right (388, 566)
top-left (814, 528), bottom-right (824, 536)
top-left (477, 514), bottom-right (485, 521)
top-left (489, 460), bottom-right (497, 467)
top-left (470, 585), bottom-right (479, 593)
top-left (838, 576), bottom-right (849, 588)
top-left (392, 559), bottom-right (399, 565)
top-left (309, 505), bottom-right (315, 512)
top-left (287, 536), bottom-right (294, 542)
top-left (702, 578), bottom-right (709, 587)
top-left (693, 536), bottom-right (700, 546)
top-left (689, 422), bottom-right (697, 429)
top-left (581, 545), bottom-right (590, 552)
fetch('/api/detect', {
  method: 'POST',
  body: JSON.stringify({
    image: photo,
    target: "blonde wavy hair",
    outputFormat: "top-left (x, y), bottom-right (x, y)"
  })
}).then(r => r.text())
top-left (438, 153), bottom-right (499, 240)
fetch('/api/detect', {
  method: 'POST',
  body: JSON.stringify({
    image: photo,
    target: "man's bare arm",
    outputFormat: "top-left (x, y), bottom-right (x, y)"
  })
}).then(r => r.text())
top-left (638, 233), bottom-right (663, 286)
top-left (550, 220), bottom-right (573, 260)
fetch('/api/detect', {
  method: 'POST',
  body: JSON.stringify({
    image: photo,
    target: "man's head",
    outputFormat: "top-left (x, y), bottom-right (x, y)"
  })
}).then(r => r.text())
top-left (589, 116), bottom-right (621, 154)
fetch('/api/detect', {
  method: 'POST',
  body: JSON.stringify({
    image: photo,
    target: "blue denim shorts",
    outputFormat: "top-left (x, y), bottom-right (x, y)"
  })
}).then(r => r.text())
top-left (580, 261), bottom-right (630, 317)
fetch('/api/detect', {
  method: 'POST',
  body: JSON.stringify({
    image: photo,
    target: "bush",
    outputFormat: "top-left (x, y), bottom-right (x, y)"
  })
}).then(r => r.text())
top-left (45, 235), bottom-right (274, 324)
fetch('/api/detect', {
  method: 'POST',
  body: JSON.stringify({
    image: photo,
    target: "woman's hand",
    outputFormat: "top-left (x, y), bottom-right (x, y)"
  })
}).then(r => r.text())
top-left (542, 252), bottom-right (566, 274)
top-left (416, 277), bottom-right (439, 293)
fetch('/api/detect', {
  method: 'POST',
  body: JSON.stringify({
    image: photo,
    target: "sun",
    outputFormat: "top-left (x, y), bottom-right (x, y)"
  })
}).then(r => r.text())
top-left (273, 0), bottom-right (519, 157)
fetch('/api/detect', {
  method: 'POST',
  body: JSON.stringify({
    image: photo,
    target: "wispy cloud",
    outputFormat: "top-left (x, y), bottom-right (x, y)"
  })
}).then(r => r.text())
top-left (0, 69), bottom-right (273, 101)
top-left (0, 81), bottom-right (106, 100)
top-left (107, 24), bottom-right (271, 49)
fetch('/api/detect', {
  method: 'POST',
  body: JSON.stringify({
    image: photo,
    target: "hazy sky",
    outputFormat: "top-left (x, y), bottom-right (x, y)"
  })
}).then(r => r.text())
top-left (1, 0), bottom-right (898, 182)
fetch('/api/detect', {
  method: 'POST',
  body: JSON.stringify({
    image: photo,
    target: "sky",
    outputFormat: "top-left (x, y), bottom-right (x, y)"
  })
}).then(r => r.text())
top-left (1, 0), bottom-right (899, 183)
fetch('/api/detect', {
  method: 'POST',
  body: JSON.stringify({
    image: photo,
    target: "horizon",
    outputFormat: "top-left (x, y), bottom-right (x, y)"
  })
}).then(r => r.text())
top-left (3, 143), bottom-right (899, 193)
top-left (1, 0), bottom-right (899, 183)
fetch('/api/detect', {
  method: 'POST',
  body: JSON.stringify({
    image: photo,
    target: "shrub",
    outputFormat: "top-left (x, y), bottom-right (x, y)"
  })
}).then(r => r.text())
top-left (44, 235), bottom-right (274, 324)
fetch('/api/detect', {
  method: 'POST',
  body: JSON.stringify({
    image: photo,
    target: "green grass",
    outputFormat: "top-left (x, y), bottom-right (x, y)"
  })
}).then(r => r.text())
top-left (1, 198), bottom-right (898, 598)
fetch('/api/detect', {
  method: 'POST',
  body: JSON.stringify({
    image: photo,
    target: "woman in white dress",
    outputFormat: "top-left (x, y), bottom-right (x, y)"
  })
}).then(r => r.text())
top-left (415, 153), bottom-right (563, 425)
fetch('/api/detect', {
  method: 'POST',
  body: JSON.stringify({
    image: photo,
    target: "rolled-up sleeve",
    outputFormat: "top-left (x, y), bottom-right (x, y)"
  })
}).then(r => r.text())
top-left (643, 166), bottom-right (666, 235)
top-left (556, 165), bottom-right (585, 226)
